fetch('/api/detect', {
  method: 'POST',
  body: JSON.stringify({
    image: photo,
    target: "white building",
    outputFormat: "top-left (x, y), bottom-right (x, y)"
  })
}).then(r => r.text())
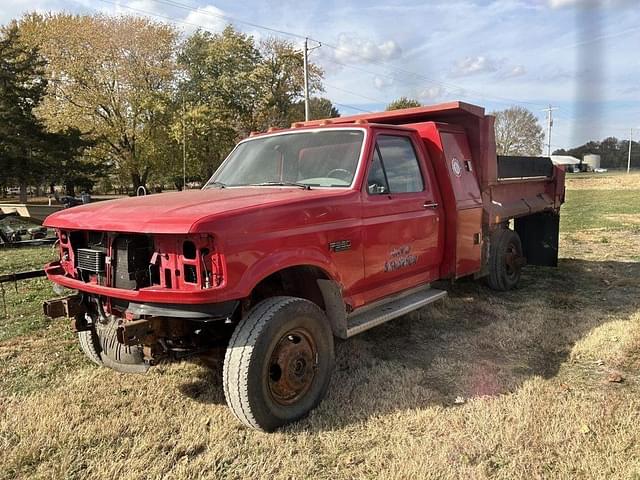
top-left (550, 155), bottom-right (581, 172)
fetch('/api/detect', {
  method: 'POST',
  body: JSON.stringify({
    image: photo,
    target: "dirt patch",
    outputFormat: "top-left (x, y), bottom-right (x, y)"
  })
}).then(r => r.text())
top-left (560, 229), bottom-right (640, 261)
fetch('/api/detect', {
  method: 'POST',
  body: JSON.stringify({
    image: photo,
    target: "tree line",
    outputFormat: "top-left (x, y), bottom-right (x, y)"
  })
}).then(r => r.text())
top-left (553, 137), bottom-right (639, 169)
top-left (0, 13), bottom-right (338, 201)
top-left (3, 13), bottom-right (630, 204)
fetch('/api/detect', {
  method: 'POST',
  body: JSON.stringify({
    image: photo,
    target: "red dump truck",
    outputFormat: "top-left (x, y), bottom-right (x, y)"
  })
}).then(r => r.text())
top-left (43, 102), bottom-right (565, 431)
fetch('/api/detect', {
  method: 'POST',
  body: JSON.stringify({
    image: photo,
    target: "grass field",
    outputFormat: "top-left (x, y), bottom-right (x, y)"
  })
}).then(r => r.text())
top-left (1, 173), bottom-right (639, 479)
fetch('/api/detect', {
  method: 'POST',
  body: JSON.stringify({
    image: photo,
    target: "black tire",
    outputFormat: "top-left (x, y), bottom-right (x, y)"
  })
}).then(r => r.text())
top-left (95, 318), bottom-right (149, 374)
top-left (223, 296), bottom-right (334, 432)
top-left (487, 228), bottom-right (524, 291)
top-left (77, 328), bottom-right (104, 366)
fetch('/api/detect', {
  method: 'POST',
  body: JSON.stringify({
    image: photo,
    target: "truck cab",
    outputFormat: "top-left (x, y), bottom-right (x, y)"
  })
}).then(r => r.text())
top-left (43, 102), bottom-right (564, 431)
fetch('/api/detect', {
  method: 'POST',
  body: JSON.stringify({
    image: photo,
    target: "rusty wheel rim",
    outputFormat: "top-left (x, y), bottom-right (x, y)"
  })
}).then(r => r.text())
top-left (267, 328), bottom-right (318, 406)
top-left (504, 242), bottom-right (519, 278)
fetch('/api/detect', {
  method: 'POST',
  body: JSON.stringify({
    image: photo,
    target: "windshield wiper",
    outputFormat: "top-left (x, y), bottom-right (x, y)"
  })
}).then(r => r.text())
top-left (250, 181), bottom-right (311, 190)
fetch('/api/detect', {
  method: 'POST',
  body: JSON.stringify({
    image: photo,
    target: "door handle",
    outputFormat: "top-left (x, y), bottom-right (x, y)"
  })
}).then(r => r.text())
top-left (423, 202), bottom-right (439, 209)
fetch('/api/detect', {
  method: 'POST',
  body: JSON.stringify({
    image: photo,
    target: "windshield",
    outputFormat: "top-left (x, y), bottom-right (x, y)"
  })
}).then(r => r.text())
top-left (204, 129), bottom-right (364, 188)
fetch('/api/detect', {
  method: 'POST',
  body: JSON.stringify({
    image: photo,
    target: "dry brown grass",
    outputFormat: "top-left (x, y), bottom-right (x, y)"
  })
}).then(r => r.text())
top-left (1, 178), bottom-right (639, 479)
top-left (565, 171), bottom-right (640, 190)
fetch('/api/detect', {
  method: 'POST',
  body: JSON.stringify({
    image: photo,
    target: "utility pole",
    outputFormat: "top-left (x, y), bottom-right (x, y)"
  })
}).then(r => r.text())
top-left (182, 97), bottom-right (187, 190)
top-left (542, 105), bottom-right (558, 156)
top-left (628, 128), bottom-right (633, 174)
top-left (302, 38), bottom-right (321, 122)
top-left (303, 38), bottom-right (310, 122)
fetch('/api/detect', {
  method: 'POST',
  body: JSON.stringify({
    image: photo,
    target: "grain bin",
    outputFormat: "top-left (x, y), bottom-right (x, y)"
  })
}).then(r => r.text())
top-left (583, 154), bottom-right (601, 171)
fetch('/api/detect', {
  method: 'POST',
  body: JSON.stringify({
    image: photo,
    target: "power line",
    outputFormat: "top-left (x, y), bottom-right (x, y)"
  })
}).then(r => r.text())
top-left (332, 103), bottom-right (373, 114)
top-left (130, 0), bottom-right (310, 41)
top-left (105, 0), bottom-right (551, 111)
top-left (81, 0), bottom-right (579, 133)
top-left (323, 83), bottom-right (387, 105)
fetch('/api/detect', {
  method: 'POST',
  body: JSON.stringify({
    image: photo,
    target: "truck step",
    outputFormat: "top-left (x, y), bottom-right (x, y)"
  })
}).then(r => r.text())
top-left (345, 286), bottom-right (447, 338)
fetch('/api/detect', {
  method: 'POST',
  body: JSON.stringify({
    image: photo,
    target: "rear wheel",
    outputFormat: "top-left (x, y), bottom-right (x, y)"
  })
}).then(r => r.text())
top-left (223, 296), bottom-right (334, 431)
top-left (487, 228), bottom-right (524, 291)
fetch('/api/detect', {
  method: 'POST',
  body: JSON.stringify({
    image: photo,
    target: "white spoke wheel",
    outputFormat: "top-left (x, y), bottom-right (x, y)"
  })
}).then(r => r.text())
top-left (223, 297), bottom-right (334, 431)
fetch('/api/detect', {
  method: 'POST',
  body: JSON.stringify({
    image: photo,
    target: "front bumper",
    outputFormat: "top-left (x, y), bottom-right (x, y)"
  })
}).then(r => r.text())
top-left (45, 261), bottom-right (225, 305)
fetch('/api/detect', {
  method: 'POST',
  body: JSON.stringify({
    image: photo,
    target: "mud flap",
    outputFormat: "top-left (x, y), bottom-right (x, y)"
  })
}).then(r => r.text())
top-left (514, 211), bottom-right (560, 267)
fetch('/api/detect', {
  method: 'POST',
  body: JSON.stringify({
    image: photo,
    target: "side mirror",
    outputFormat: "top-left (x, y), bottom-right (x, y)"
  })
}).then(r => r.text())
top-left (368, 183), bottom-right (387, 195)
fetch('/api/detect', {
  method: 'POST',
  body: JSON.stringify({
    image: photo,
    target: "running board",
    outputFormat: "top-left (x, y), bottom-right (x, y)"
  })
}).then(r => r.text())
top-left (345, 287), bottom-right (447, 338)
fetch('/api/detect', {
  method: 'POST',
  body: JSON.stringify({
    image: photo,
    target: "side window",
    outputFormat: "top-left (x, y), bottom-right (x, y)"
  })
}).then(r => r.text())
top-left (367, 147), bottom-right (390, 195)
top-left (377, 135), bottom-right (424, 193)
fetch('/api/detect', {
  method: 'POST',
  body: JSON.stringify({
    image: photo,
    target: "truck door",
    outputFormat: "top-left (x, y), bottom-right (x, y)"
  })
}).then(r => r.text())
top-left (360, 132), bottom-right (442, 301)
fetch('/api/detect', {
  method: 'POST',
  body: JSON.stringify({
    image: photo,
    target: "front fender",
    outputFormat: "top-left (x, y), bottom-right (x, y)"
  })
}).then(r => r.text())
top-left (232, 246), bottom-right (342, 299)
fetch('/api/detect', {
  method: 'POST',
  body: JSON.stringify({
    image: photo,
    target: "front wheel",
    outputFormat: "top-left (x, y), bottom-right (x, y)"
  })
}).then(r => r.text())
top-left (223, 296), bottom-right (334, 431)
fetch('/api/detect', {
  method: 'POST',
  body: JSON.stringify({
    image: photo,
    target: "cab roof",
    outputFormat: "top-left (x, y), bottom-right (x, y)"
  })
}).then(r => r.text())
top-left (294, 101), bottom-right (486, 128)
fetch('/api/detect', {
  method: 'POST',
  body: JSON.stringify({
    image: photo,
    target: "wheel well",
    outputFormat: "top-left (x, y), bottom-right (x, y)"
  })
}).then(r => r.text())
top-left (249, 266), bottom-right (330, 310)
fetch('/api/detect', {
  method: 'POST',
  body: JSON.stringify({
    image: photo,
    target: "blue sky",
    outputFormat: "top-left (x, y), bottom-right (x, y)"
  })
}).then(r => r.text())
top-left (2, 0), bottom-right (639, 149)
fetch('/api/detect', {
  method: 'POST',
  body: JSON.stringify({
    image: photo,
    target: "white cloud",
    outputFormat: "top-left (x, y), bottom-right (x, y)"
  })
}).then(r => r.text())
top-left (549, 0), bottom-right (588, 7)
top-left (373, 76), bottom-right (393, 89)
top-left (0, 0), bottom-right (60, 25)
top-left (329, 33), bottom-right (402, 64)
top-left (183, 5), bottom-right (227, 34)
top-left (503, 64), bottom-right (527, 78)
top-left (450, 55), bottom-right (497, 77)
top-left (548, 0), bottom-right (630, 7)
top-left (418, 85), bottom-right (446, 101)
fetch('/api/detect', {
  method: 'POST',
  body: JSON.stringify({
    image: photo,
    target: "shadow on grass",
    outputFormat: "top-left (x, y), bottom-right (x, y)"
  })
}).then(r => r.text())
top-left (178, 258), bottom-right (640, 430)
top-left (177, 356), bottom-right (226, 405)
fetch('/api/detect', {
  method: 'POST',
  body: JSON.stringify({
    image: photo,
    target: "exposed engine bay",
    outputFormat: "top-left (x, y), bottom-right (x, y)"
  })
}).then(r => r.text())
top-left (46, 229), bottom-right (236, 372)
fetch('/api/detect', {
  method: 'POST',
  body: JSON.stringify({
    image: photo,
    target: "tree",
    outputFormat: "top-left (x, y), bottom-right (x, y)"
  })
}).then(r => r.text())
top-left (19, 14), bottom-right (179, 191)
top-left (174, 28), bottom-right (326, 182)
top-left (174, 27), bottom-right (261, 183)
top-left (44, 127), bottom-right (100, 196)
top-left (289, 97), bottom-right (339, 123)
top-left (492, 106), bottom-right (544, 156)
top-left (0, 24), bottom-right (52, 202)
top-left (253, 37), bottom-right (323, 130)
top-left (386, 97), bottom-right (421, 111)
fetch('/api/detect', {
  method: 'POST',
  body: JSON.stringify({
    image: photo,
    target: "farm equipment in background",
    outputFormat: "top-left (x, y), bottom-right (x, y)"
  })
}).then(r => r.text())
top-left (0, 212), bottom-right (57, 248)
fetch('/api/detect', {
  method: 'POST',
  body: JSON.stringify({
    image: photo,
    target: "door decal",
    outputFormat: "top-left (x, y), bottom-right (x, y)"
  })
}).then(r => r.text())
top-left (384, 245), bottom-right (418, 272)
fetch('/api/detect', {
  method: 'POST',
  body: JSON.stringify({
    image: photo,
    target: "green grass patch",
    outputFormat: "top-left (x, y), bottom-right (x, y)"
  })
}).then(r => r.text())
top-left (560, 189), bottom-right (640, 233)
top-left (0, 247), bottom-right (58, 341)
top-left (0, 245), bottom-right (57, 275)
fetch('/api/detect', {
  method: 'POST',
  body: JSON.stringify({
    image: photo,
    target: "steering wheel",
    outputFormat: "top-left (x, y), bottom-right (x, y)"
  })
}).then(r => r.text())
top-left (326, 168), bottom-right (352, 182)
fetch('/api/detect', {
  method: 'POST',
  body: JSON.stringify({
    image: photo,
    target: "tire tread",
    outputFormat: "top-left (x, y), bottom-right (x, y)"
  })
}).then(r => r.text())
top-left (223, 296), bottom-right (300, 430)
top-left (77, 329), bottom-right (103, 366)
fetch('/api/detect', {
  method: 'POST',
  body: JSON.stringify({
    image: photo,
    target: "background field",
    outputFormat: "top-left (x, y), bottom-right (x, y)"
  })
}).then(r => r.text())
top-left (1, 173), bottom-right (639, 479)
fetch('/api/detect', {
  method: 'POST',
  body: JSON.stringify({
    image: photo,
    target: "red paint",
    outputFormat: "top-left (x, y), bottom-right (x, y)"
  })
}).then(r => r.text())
top-left (44, 102), bottom-right (564, 312)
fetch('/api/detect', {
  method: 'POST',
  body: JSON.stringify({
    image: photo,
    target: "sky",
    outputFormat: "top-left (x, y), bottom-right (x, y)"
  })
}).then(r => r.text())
top-left (2, 0), bottom-right (639, 150)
